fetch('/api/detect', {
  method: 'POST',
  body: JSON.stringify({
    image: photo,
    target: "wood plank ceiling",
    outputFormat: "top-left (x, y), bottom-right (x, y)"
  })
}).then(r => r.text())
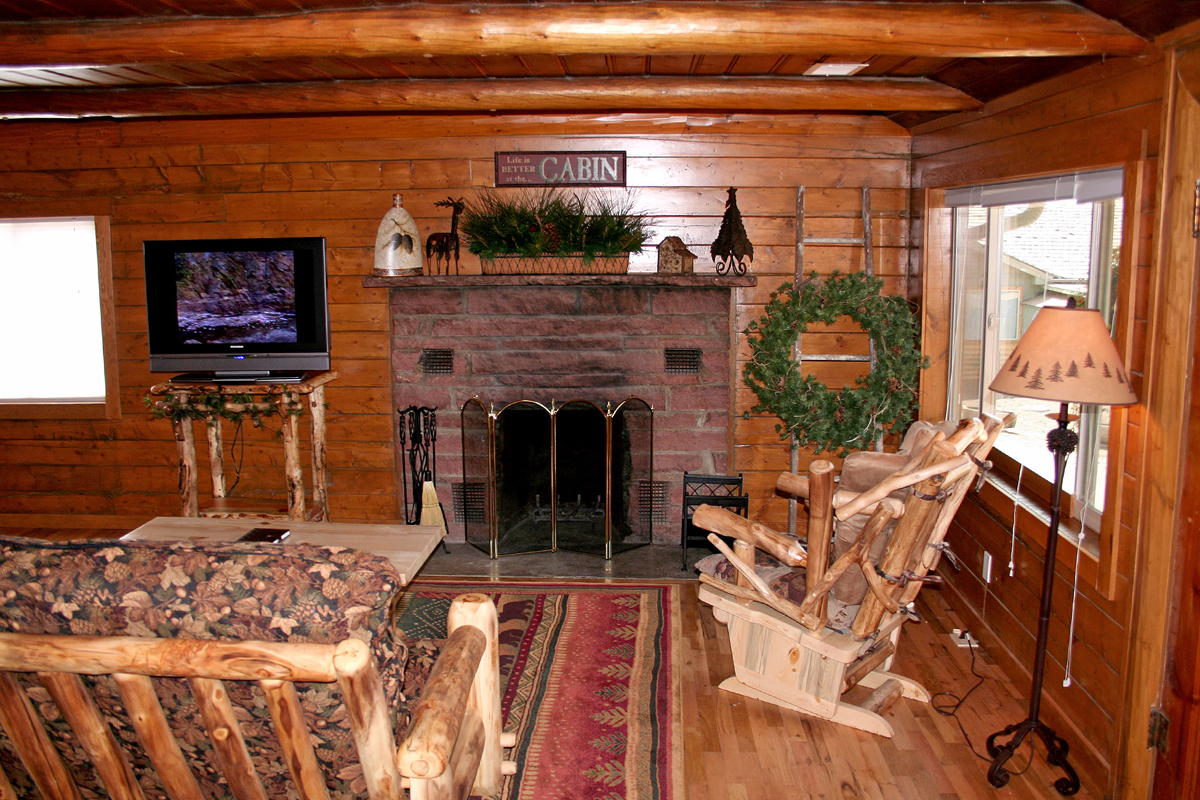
top-left (0, 1), bottom-right (1194, 127)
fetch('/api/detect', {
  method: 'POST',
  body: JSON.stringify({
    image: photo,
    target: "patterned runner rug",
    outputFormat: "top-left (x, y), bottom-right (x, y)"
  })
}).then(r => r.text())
top-left (395, 580), bottom-right (683, 800)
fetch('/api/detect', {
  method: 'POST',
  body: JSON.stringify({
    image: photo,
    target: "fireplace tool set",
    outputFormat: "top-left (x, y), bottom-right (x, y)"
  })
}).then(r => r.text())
top-left (399, 405), bottom-right (450, 552)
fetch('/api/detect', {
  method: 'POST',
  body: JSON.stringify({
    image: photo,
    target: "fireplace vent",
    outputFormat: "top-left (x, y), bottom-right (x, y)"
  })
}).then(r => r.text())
top-left (664, 348), bottom-right (702, 374)
top-left (639, 480), bottom-right (670, 523)
top-left (452, 482), bottom-right (487, 523)
top-left (420, 349), bottom-right (454, 375)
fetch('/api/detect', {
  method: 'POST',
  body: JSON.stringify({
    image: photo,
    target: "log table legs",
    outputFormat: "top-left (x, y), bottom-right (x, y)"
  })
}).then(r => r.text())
top-left (151, 372), bottom-right (336, 522)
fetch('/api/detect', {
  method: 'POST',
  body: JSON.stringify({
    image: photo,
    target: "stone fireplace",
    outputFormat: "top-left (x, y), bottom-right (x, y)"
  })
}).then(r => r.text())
top-left (367, 273), bottom-right (754, 550)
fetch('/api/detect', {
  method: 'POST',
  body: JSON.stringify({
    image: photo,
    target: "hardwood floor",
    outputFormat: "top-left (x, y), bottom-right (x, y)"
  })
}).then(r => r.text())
top-left (0, 526), bottom-right (1098, 799)
top-left (680, 582), bottom-right (1100, 800)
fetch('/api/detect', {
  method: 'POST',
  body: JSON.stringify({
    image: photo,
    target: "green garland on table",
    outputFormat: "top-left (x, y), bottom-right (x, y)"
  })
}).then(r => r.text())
top-left (143, 388), bottom-right (304, 429)
top-left (742, 270), bottom-right (927, 456)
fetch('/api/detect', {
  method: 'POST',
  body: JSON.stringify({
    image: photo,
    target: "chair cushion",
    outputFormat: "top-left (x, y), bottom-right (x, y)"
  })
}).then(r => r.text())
top-left (0, 535), bottom-right (413, 800)
top-left (829, 450), bottom-right (910, 605)
top-left (695, 551), bottom-right (862, 631)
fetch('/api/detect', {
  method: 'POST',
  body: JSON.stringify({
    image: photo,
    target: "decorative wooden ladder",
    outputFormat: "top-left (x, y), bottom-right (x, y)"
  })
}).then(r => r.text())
top-left (786, 185), bottom-right (880, 535)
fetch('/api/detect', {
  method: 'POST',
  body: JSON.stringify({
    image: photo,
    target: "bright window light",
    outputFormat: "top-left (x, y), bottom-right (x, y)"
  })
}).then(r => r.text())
top-left (947, 172), bottom-right (1123, 532)
top-left (0, 217), bottom-right (105, 402)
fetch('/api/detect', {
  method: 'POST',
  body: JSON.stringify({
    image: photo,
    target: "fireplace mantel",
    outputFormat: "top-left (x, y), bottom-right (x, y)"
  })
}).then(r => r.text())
top-left (363, 273), bottom-right (755, 289)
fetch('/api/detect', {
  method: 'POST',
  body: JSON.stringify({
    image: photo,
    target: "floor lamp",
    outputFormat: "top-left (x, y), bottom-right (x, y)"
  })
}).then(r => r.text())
top-left (984, 298), bottom-right (1136, 796)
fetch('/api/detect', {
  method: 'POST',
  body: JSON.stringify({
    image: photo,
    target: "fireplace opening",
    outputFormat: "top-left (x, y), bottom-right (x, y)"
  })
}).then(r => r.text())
top-left (460, 396), bottom-right (654, 558)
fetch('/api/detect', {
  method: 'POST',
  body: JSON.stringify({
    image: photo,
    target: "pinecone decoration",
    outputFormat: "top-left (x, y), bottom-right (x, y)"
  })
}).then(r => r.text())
top-left (542, 221), bottom-right (561, 254)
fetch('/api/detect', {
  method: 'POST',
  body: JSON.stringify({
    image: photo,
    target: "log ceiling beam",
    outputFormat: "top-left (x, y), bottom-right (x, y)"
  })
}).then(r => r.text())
top-left (0, 76), bottom-right (982, 118)
top-left (0, 2), bottom-right (1148, 69)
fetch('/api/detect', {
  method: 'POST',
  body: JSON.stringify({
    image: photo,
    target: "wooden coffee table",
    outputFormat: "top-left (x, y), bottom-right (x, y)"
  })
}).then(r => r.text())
top-left (123, 516), bottom-right (445, 586)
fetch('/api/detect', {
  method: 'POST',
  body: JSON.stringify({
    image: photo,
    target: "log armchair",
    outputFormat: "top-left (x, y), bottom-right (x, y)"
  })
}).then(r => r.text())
top-left (694, 414), bottom-right (1009, 737)
top-left (0, 537), bottom-right (516, 800)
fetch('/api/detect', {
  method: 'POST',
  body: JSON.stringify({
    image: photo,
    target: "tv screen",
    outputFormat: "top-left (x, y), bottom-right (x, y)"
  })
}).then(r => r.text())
top-left (144, 237), bottom-right (330, 380)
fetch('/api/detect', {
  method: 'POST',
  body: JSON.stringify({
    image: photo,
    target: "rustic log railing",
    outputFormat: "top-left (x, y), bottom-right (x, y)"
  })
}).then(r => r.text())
top-left (0, 593), bottom-right (516, 800)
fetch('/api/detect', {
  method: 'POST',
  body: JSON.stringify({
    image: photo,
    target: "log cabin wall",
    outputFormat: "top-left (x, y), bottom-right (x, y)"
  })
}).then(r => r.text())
top-left (0, 112), bottom-right (911, 529)
top-left (911, 54), bottom-right (1166, 793)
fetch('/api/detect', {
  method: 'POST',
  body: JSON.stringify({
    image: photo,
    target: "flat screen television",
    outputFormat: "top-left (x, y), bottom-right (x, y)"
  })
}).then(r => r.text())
top-left (143, 236), bottom-right (330, 382)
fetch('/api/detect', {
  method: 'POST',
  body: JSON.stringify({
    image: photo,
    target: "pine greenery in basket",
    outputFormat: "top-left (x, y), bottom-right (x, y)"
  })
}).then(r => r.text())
top-left (460, 189), bottom-right (652, 263)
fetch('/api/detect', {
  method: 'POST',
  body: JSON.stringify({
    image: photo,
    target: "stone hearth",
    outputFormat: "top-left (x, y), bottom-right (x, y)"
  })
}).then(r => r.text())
top-left (367, 273), bottom-right (754, 545)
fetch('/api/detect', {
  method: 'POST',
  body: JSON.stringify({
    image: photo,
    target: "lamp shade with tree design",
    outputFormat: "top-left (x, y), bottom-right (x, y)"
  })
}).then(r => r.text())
top-left (987, 302), bottom-right (1136, 407)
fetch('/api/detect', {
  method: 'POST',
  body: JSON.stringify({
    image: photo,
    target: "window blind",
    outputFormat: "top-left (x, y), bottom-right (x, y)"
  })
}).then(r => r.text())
top-left (943, 167), bottom-right (1124, 208)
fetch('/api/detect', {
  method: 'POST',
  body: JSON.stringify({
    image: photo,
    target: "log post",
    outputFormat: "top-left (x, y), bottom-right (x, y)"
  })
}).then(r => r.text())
top-left (897, 414), bottom-right (1007, 606)
top-left (205, 415), bottom-right (225, 500)
top-left (171, 389), bottom-right (198, 517)
top-left (447, 593), bottom-right (506, 798)
top-left (334, 639), bottom-right (404, 800)
top-left (260, 679), bottom-right (332, 800)
top-left (309, 383), bottom-right (329, 521)
top-left (0, 760), bottom-right (15, 800)
top-left (189, 677), bottom-right (270, 800)
top-left (775, 471), bottom-right (810, 499)
top-left (280, 393), bottom-right (305, 521)
top-left (843, 643), bottom-right (896, 692)
top-left (733, 538), bottom-right (756, 589)
top-left (806, 460), bottom-right (836, 624)
top-left (38, 672), bottom-right (144, 800)
top-left (0, 670), bottom-right (82, 800)
top-left (860, 678), bottom-right (904, 716)
top-left (113, 673), bottom-right (207, 800)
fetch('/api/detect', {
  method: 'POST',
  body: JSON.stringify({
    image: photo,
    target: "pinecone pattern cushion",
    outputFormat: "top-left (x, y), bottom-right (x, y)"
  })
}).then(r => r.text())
top-left (0, 536), bottom-right (412, 800)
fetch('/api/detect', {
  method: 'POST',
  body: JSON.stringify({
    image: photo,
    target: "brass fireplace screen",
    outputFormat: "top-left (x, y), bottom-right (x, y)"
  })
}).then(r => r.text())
top-left (460, 397), bottom-right (655, 559)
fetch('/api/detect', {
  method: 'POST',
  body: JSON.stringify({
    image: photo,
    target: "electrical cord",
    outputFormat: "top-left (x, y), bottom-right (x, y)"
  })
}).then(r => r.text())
top-left (226, 416), bottom-right (245, 495)
top-left (930, 632), bottom-right (1033, 775)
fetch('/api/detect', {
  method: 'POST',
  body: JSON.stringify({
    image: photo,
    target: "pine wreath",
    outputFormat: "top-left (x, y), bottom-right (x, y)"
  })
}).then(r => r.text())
top-left (743, 270), bottom-right (927, 455)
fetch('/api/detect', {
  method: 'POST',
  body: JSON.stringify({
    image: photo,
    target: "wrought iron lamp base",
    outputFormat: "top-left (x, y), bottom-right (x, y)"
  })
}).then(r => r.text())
top-left (986, 717), bottom-right (1080, 795)
top-left (985, 403), bottom-right (1081, 797)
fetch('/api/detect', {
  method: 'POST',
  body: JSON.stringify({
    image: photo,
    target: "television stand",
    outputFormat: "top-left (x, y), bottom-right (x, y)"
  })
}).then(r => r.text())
top-left (169, 371), bottom-right (308, 385)
top-left (148, 371), bottom-right (337, 521)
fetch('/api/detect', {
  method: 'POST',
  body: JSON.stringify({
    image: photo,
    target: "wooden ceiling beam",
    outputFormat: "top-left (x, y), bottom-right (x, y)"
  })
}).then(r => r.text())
top-left (0, 3), bottom-right (1148, 69)
top-left (0, 76), bottom-right (982, 118)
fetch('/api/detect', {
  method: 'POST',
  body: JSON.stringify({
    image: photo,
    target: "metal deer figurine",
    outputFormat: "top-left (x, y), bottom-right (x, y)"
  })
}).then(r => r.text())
top-left (425, 197), bottom-right (466, 275)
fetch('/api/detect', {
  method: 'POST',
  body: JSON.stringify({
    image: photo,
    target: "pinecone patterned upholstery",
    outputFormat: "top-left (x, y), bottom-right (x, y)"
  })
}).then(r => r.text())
top-left (0, 535), bottom-right (425, 800)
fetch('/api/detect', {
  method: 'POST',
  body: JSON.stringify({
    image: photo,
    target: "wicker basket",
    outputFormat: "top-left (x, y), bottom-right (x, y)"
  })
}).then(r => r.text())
top-left (480, 254), bottom-right (629, 275)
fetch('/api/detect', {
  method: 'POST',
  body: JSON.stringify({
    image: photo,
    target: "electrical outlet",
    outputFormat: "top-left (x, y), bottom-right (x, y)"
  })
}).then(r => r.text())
top-left (982, 551), bottom-right (994, 584)
top-left (950, 629), bottom-right (979, 648)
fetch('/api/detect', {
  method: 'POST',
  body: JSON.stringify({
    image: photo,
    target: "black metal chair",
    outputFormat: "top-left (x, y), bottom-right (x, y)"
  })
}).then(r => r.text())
top-left (681, 471), bottom-right (749, 570)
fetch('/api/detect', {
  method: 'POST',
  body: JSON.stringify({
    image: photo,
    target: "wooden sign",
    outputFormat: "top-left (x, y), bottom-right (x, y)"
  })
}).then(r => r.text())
top-left (495, 151), bottom-right (626, 187)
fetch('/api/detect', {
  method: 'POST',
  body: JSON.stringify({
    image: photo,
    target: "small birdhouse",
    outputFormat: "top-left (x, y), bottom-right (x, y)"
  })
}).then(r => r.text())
top-left (657, 236), bottom-right (697, 274)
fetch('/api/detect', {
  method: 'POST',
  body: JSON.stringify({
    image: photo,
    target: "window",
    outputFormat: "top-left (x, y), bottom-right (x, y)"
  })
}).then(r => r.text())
top-left (0, 216), bottom-right (118, 418)
top-left (946, 169), bottom-right (1124, 532)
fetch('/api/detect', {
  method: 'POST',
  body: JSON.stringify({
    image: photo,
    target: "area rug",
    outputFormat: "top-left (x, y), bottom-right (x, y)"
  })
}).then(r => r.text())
top-left (394, 580), bottom-right (684, 800)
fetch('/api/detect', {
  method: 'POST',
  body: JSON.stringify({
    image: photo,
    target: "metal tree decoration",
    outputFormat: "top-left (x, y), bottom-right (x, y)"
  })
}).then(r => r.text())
top-left (711, 186), bottom-right (753, 275)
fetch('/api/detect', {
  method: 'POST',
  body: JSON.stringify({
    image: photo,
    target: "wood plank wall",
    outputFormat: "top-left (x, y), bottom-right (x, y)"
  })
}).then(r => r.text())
top-left (0, 112), bottom-right (911, 529)
top-left (910, 55), bottom-right (1165, 794)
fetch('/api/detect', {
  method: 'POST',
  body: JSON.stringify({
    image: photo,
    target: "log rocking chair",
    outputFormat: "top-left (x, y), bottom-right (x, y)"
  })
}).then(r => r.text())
top-left (694, 414), bottom-right (1009, 737)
